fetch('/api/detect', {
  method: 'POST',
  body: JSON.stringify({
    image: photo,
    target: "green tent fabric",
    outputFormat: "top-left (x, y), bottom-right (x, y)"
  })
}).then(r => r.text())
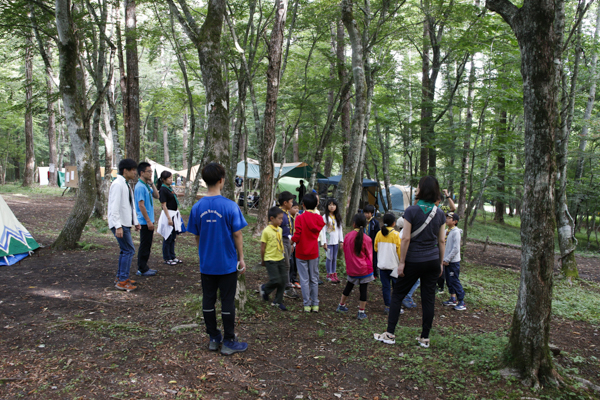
top-left (277, 177), bottom-right (303, 196)
top-left (57, 171), bottom-right (66, 188)
top-left (0, 195), bottom-right (39, 266)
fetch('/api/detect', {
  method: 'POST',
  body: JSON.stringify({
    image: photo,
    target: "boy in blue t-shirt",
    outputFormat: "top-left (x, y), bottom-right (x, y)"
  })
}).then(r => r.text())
top-left (134, 162), bottom-right (160, 277)
top-left (187, 163), bottom-right (248, 355)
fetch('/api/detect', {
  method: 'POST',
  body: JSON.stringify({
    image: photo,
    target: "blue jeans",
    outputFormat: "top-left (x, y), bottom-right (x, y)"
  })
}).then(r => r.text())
top-left (407, 279), bottom-right (420, 300)
top-left (380, 269), bottom-right (397, 307)
top-left (445, 262), bottom-right (465, 301)
top-left (111, 227), bottom-right (135, 282)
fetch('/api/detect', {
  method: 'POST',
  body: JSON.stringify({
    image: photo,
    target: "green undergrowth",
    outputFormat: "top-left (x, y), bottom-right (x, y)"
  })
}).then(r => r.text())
top-left (0, 183), bottom-right (65, 196)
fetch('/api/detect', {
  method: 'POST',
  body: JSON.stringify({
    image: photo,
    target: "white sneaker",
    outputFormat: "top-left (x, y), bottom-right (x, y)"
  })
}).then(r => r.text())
top-left (416, 337), bottom-right (430, 348)
top-left (373, 332), bottom-right (396, 345)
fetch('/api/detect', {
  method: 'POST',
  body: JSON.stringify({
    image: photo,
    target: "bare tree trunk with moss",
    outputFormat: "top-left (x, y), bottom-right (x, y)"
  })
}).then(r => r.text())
top-left (168, 0), bottom-right (233, 199)
top-left (23, 33), bottom-right (35, 187)
top-left (486, 0), bottom-right (561, 387)
top-left (54, 0), bottom-right (106, 249)
top-left (336, 0), bottom-right (367, 225)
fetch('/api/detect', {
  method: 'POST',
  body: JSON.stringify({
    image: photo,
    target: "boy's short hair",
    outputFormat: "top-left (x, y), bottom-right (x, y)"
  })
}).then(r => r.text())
top-left (302, 193), bottom-right (318, 209)
top-left (118, 159), bottom-right (138, 175)
top-left (137, 161), bottom-right (151, 175)
top-left (268, 206), bottom-right (284, 220)
top-left (446, 212), bottom-right (460, 222)
top-left (202, 162), bottom-right (226, 186)
top-left (291, 200), bottom-right (299, 208)
top-left (364, 204), bottom-right (375, 214)
top-left (278, 191), bottom-right (295, 205)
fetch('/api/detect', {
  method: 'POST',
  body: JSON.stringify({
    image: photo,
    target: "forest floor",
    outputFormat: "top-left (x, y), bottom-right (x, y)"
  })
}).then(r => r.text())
top-left (1, 188), bottom-right (600, 400)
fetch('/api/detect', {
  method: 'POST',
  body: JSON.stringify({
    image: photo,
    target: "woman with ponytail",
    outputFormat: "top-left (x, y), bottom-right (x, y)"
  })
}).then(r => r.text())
top-left (157, 170), bottom-right (186, 265)
top-left (374, 213), bottom-right (402, 314)
top-left (335, 213), bottom-right (373, 320)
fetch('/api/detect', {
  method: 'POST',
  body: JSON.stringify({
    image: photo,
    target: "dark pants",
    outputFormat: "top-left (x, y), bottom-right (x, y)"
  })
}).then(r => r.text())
top-left (289, 248), bottom-right (298, 282)
top-left (137, 224), bottom-right (154, 273)
top-left (372, 250), bottom-right (379, 278)
top-left (386, 259), bottom-right (441, 339)
top-left (380, 269), bottom-right (397, 307)
top-left (162, 229), bottom-right (176, 261)
top-left (343, 281), bottom-right (369, 301)
top-left (201, 271), bottom-right (238, 341)
top-left (264, 259), bottom-right (287, 304)
top-left (437, 275), bottom-right (445, 291)
top-left (445, 262), bottom-right (465, 302)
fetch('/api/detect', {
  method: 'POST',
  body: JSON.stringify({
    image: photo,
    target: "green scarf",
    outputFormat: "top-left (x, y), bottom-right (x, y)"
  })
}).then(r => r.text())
top-left (164, 184), bottom-right (180, 208)
top-left (417, 200), bottom-right (435, 215)
top-left (138, 179), bottom-right (152, 195)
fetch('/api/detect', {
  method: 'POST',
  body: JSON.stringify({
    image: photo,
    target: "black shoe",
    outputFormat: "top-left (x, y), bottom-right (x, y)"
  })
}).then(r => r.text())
top-left (318, 279), bottom-right (324, 285)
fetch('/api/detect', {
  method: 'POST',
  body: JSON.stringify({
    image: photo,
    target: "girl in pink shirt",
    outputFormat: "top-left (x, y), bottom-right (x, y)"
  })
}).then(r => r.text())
top-left (335, 213), bottom-right (373, 320)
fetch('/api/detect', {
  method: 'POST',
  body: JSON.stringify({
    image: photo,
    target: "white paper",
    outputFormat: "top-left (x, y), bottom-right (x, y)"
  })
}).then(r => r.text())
top-left (66, 173), bottom-right (70, 183)
top-left (49, 163), bottom-right (55, 173)
top-left (71, 171), bottom-right (75, 180)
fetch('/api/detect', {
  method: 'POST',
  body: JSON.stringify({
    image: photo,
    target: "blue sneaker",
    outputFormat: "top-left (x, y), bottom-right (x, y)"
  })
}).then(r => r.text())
top-left (208, 330), bottom-right (222, 351)
top-left (443, 298), bottom-right (458, 307)
top-left (356, 311), bottom-right (368, 321)
top-left (221, 339), bottom-right (248, 355)
top-left (336, 305), bottom-right (349, 313)
top-left (136, 269), bottom-right (157, 276)
top-left (402, 298), bottom-right (417, 308)
top-left (259, 284), bottom-right (269, 301)
top-left (454, 301), bottom-right (467, 311)
top-left (272, 302), bottom-right (287, 311)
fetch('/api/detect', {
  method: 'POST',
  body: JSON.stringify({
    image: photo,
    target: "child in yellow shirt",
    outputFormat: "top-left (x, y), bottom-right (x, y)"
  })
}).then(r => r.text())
top-left (374, 213), bottom-right (402, 314)
top-left (259, 207), bottom-right (288, 311)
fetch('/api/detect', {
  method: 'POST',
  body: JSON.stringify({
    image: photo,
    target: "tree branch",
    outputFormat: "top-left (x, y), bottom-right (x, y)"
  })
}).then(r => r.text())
top-left (485, 0), bottom-right (518, 29)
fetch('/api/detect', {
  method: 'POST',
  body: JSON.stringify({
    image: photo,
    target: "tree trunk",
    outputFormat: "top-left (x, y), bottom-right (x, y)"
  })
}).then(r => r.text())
top-left (125, 0), bottom-right (140, 161)
top-left (169, 0), bottom-right (233, 199)
top-left (337, 20), bottom-right (351, 168)
top-left (182, 112), bottom-right (188, 170)
top-left (336, 0), bottom-right (367, 225)
top-left (486, 0), bottom-right (560, 387)
top-left (45, 44), bottom-right (58, 187)
top-left (115, 1), bottom-right (128, 155)
top-left (163, 121), bottom-right (170, 167)
top-left (54, 0), bottom-right (99, 250)
top-left (255, 0), bottom-right (288, 235)
top-left (376, 111), bottom-right (392, 212)
top-left (23, 33), bottom-right (35, 187)
top-left (494, 109), bottom-right (507, 223)
top-left (419, 17), bottom-right (432, 177)
top-left (106, 74), bottom-right (122, 167)
top-left (292, 126), bottom-right (299, 162)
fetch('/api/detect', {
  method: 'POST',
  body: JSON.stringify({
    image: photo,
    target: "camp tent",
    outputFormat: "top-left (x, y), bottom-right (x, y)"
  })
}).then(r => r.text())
top-left (0, 195), bottom-right (39, 266)
top-left (379, 185), bottom-right (416, 213)
top-left (174, 165), bottom-right (207, 188)
top-left (277, 177), bottom-right (303, 196)
top-left (317, 175), bottom-right (379, 207)
top-left (235, 159), bottom-right (326, 180)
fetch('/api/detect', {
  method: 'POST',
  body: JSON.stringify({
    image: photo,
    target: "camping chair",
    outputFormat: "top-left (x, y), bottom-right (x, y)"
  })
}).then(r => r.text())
top-left (249, 195), bottom-right (260, 209)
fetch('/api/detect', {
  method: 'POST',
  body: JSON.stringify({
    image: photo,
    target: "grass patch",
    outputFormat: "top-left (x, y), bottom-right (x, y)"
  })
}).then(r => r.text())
top-left (0, 183), bottom-right (65, 196)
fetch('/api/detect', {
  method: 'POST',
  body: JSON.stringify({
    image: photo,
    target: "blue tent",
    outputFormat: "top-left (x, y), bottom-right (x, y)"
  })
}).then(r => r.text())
top-left (317, 175), bottom-right (378, 187)
top-left (379, 185), bottom-right (416, 213)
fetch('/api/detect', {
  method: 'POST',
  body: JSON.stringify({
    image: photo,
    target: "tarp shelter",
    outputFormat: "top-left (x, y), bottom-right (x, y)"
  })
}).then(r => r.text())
top-left (235, 159), bottom-right (327, 180)
top-left (0, 195), bottom-right (39, 266)
top-left (379, 185), bottom-right (416, 213)
top-left (277, 177), bottom-right (303, 196)
top-left (317, 175), bottom-right (379, 207)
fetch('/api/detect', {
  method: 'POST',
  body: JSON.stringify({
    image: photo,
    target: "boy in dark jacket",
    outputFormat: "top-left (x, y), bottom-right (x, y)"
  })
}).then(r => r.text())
top-left (363, 204), bottom-right (380, 278)
top-left (291, 193), bottom-right (326, 312)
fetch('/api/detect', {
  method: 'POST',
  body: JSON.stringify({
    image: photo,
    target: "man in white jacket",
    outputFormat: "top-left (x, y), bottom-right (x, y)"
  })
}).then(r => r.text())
top-left (108, 159), bottom-right (141, 291)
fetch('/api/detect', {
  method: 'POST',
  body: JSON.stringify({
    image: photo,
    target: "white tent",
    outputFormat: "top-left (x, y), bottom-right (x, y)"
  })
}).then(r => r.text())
top-left (175, 164), bottom-right (206, 188)
top-left (0, 195), bottom-right (39, 266)
top-left (146, 159), bottom-right (178, 177)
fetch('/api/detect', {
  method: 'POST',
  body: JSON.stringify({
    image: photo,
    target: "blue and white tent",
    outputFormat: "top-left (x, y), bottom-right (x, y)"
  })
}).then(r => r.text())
top-left (0, 195), bottom-right (39, 266)
top-left (379, 185), bottom-right (416, 214)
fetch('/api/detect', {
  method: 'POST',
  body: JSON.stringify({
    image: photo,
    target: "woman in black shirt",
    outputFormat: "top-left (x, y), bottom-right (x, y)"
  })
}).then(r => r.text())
top-left (158, 171), bottom-right (183, 265)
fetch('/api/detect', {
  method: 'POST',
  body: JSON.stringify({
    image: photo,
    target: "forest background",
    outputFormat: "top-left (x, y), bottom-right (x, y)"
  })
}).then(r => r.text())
top-left (1, 0), bottom-right (600, 389)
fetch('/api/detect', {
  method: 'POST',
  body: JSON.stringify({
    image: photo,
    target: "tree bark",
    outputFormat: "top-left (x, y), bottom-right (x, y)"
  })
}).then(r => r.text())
top-left (255, 0), bottom-right (288, 235)
top-left (182, 112), bottom-right (188, 170)
top-left (23, 33), bottom-right (35, 187)
top-left (163, 121), bottom-right (170, 166)
top-left (494, 109), bottom-right (507, 223)
top-left (45, 44), bottom-right (58, 187)
top-left (125, 0), bottom-right (140, 162)
top-left (169, 0), bottom-right (233, 199)
top-left (376, 111), bottom-right (392, 212)
top-left (54, 0), bottom-right (100, 250)
top-left (115, 1), bottom-right (128, 155)
top-left (336, 0), bottom-right (368, 224)
top-left (486, 0), bottom-right (560, 387)
top-left (337, 20), bottom-right (351, 168)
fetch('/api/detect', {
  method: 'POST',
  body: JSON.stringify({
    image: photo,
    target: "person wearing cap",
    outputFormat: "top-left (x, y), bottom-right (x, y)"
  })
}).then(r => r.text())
top-left (442, 212), bottom-right (466, 311)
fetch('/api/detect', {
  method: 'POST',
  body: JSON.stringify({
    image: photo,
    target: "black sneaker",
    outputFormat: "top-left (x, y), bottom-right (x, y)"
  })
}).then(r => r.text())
top-left (208, 330), bottom-right (222, 351)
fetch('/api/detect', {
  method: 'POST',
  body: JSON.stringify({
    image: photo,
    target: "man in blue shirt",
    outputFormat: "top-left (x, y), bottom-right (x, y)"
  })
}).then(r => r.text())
top-left (187, 163), bottom-right (248, 355)
top-left (134, 162), bottom-right (160, 277)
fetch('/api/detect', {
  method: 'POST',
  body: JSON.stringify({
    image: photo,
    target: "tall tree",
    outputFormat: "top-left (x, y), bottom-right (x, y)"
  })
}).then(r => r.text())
top-left (486, 0), bottom-right (561, 386)
top-left (23, 32), bottom-right (35, 187)
top-left (125, 0), bottom-right (140, 161)
top-left (255, 0), bottom-right (288, 234)
top-left (168, 0), bottom-right (233, 199)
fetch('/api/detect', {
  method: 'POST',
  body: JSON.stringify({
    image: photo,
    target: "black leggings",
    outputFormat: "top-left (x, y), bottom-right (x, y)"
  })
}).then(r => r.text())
top-left (343, 281), bottom-right (369, 301)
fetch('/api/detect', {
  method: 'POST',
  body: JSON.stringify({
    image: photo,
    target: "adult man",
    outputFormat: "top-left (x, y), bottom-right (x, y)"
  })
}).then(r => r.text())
top-left (108, 159), bottom-right (141, 291)
top-left (296, 180), bottom-right (307, 204)
top-left (134, 162), bottom-right (160, 277)
top-left (187, 163), bottom-right (248, 355)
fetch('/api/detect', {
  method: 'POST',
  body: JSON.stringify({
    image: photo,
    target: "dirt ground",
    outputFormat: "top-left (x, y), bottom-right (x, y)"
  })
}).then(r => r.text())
top-left (1, 192), bottom-right (599, 400)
